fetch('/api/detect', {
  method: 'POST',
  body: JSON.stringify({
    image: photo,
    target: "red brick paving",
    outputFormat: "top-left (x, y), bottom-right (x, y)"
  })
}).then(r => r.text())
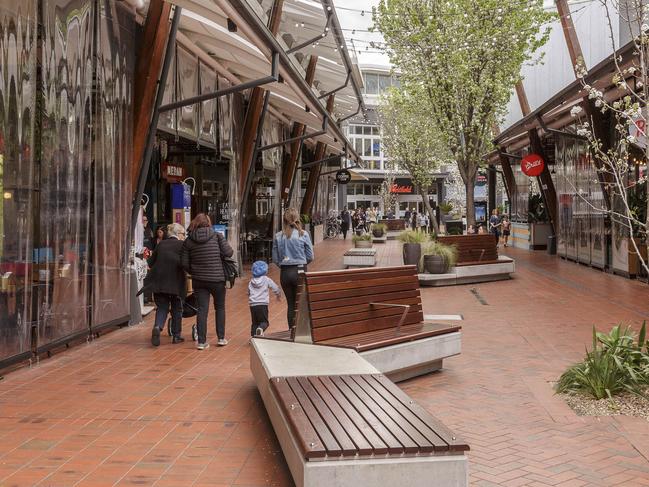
top-left (1, 238), bottom-right (649, 486)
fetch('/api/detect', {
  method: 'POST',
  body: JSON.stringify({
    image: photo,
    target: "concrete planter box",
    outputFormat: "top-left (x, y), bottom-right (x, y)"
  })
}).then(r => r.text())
top-left (354, 240), bottom-right (373, 248)
top-left (312, 224), bottom-right (324, 245)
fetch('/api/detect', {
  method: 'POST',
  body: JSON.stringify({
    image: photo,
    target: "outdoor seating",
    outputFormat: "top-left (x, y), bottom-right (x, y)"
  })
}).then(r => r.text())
top-left (437, 234), bottom-right (499, 265)
top-left (250, 339), bottom-right (469, 487)
top-left (264, 265), bottom-right (462, 381)
top-left (343, 248), bottom-right (377, 268)
top-left (379, 219), bottom-right (408, 231)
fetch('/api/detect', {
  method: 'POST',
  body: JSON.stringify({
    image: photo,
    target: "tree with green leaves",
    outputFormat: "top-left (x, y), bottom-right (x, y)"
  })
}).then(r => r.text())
top-left (374, 0), bottom-right (552, 225)
top-left (379, 85), bottom-right (447, 234)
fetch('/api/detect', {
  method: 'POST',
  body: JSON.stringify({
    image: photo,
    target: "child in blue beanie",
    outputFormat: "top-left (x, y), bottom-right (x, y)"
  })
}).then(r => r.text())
top-left (248, 260), bottom-right (281, 337)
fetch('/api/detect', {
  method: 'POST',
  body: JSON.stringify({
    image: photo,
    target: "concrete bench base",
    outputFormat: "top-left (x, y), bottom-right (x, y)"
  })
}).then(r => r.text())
top-left (343, 248), bottom-right (377, 268)
top-left (250, 340), bottom-right (468, 487)
top-left (360, 331), bottom-right (461, 382)
top-left (419, 256), bottom-right (515, 286)
top-left (386, 231), bottom-right (401, 240)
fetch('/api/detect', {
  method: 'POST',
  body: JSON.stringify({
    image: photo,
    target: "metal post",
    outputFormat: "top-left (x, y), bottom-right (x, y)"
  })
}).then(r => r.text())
top-left (131, 6), bottom-right (182, 236)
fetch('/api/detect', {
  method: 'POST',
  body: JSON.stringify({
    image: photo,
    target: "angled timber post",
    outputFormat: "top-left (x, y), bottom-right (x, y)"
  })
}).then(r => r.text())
top-left (301, 94), bottom-right (335, 217)
top-left (281, 54), bottom-right (319, 206)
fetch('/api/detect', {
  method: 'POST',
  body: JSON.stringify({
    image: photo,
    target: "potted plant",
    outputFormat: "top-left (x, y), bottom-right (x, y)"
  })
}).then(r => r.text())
top-left (439, 202), bottom-right (454, 222)
top-left (372, 223), bottom-right (387, 238)
top-left (352, 233), bottom-right (373, 248)
top-left (528, 193), bottom-right (552, 249)
top-left (398, 229), bottom-right (429, 266)
top-left (420, 241), bottom-right (458, 274)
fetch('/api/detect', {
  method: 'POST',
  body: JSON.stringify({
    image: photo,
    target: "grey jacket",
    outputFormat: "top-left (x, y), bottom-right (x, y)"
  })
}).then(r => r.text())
top-left (180, 227), bottom-right (234, 283)
top-left (248, 276), bottom-right (281, 306)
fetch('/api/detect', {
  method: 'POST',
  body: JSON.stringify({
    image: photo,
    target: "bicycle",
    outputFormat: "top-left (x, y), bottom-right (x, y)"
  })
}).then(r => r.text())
top-left (325, 217), bottom-right (341, 239)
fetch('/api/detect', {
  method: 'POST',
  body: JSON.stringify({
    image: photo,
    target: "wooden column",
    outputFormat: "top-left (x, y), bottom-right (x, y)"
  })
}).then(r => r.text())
top-left (555, 0), bottom-right (583, 75)
top-left (301, 94), bottom-right (335, 216)
top-left (529, 129), bottom-right (558, 233)
top-left (239, 0), bottom-right (284, 195)
top-left (131, 0), bottom-right (172, 190)
top-left (515, 81), bottom-right (531, 117)
top-left (281, 54), bottom-right (318, 204)
top-left (498, 150), bottom-right (516, 204)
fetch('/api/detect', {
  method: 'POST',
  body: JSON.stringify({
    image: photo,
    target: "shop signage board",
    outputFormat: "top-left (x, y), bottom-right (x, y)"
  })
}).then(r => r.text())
top-left (162, 163), bottom-right (185, 182)
top-left (335, 169), bottom-right (351, 184)
top-left (391, 178), bottom-right (413, 194)
top-left (629, 109), bottom-right (647, 149)
top-left (521, 153), bottom-right (545, 177)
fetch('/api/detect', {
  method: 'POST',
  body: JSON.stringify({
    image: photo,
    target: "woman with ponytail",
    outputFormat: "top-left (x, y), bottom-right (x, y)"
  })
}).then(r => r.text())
top-left (272, 208), bottom-right (314, 329)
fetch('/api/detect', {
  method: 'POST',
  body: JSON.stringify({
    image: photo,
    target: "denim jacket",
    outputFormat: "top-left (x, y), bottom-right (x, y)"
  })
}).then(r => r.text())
top-left (272, 229), bottom-right (314, 266)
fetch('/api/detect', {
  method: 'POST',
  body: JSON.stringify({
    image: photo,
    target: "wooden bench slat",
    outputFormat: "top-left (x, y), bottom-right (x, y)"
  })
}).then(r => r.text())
top-left (373, 374), bottom-right (470, 452)
top-left (308, 281), bottom-right (420, 303)
top-left (270, 378), bottom-right (327, 458)
top-left (310, 296), bottom-right (422, 319)
top-left (318, 376), bottom-right (390, 455)
top-left (329, 376), bottom-right (407, 454)
top-left (305, 266), bottom-right (417, 285)
top-left (311, 303), bottom-right (423, 328)
top-left (358, 375), bottom-right (449, 451)
top-left (318, 323), bottom-right (461, 352)
top-left (338, 376), bottom-right (420, 454)
top-left (285, 378), bottom-right (344, 456)
top-left (295, 377), bottom-right (362, 455)
top-left (312, 312), bottom-right (425, 342)
top-left (307, 274), bottom-right (418, 294)
top-left (309, 289), bottom-right (421, 313)
top-left (347, 375), bottom-right (435, 452)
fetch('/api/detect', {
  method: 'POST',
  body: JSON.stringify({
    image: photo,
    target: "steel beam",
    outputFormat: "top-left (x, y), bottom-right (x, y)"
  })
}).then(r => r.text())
top-left (298, 153), bottom-right (342, 170)
top-left (286, 12), bottom-right (333, 54)
top-left (318, 70), bottom-right (351, 99)
top-left (158, 52), bottom-right (279, 112)
top-left (258, 117), bottom-right (328, 151)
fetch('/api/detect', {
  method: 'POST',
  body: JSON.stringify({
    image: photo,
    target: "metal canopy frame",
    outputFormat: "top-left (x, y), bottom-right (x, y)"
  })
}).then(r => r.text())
top-left (318, 70), bottom-right (350, 99)
top-left (337, 104), bottom-right (361, 124)
top-left (158, 51), bottom-right (279, 113)
top-left (320, 162), bottom-right (360, 176)
top-left (286, 12), bottom-right (333, 54)
top-left (257, 116), bottom-right (329, 152)
top-left (297, 152), bottom-right (343, 170)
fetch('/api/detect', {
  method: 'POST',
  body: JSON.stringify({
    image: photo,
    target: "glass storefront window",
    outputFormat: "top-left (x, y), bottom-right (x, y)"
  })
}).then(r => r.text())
top-left (364, 139), bottom-right (372, 157)
top-left (354, 137), bottom-right (362, 154)
top-left (372, 140), bottom-right (380, 157)
top-left (364, 73), bottom-right (378, 94)
top-left (379, 74), bottom-right (391, 93)
top-left (347, 184), bottom-right (356, 195)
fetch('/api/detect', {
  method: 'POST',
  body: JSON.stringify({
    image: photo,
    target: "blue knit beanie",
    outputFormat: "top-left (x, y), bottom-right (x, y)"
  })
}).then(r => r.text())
top-left (252, 260), bottom-right (268, 278)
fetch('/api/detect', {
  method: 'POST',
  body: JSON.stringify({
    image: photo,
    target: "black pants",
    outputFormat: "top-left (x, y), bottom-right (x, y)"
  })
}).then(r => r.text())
top-left (193, 280), bottom-right (226, 343)
top-left (250, 305), bottom-right (269, 336)
top-left (341, 224), bottom-right (349, 239)
top-left (153, 293), bottom-right (182, 337)
top-left (280, 265), bottom-right (305, 329)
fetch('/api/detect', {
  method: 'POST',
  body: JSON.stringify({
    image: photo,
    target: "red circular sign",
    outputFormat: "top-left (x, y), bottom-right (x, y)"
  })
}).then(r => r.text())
top-left (521, 153), bottom-right (545, 177)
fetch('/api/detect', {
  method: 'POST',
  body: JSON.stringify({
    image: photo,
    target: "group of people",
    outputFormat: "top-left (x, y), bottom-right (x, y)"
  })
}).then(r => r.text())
top-left (144, 208), bottom-right (314, 350)
top-left (404, 208), bottom-right (430, 232)
top-left (338, 206), bottom-right (379, 239)
top-left (466, 209), bottom-right (511, 247)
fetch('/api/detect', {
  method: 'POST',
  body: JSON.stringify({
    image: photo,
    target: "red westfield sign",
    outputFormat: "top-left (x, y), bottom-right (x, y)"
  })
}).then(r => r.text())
top-left (521, 153), bottom-right (545, 177)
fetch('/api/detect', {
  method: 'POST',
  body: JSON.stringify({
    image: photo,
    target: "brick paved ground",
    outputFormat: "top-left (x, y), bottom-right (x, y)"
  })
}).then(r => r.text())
top-left (1, 238), bottom-right (649, 486)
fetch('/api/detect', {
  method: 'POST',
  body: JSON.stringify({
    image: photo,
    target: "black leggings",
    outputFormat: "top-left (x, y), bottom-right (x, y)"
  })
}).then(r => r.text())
top-left (193, 280), bottom-right (226, 342)
top-left (280, 265), bottom-right (305, 329)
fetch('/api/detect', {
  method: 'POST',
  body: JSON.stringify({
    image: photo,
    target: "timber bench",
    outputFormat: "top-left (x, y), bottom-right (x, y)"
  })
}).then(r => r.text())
top-left (379, 219), bottom-right (408, 231)
top-left (437, 234), bottom-right (498, 265)
top-left (264, 265), bottom-right (462, 381)
top-left (343, 248), bottom-right (377, 268)
top-left (251, 339), bottom-right (469, 487)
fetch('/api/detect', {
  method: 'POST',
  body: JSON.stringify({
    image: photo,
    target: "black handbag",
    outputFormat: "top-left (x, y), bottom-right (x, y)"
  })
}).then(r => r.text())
top-left (222, 255), bottom-right (239, 288)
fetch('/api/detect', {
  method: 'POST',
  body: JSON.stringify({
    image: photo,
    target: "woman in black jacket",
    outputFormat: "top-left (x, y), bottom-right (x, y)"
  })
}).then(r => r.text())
top-left (180, 213), bottom-right (234, 350)
top-left (146, 223), bottom-right (187, 346)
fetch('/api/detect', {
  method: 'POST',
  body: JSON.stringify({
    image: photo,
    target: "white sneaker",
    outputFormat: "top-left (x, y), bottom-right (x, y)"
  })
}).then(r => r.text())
top-left (217, 338), bottom-right (228, 346)
top-left (197, 342), bottom-right (210, 350)
top-left (255, 327), bottom-right (264, 337)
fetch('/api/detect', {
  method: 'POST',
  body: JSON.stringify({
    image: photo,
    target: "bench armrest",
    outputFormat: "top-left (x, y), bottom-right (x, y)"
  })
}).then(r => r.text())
top-left (369, 302), bottom-right (411, 335)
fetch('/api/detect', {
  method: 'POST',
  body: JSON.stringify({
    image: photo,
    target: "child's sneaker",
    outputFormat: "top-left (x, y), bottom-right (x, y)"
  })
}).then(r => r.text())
top-left (197, 342), bottom-right (210, 350)
top-left (255, 327), bottom-right (264, 337)
top-left (217, 338), bottom-right (228, 346)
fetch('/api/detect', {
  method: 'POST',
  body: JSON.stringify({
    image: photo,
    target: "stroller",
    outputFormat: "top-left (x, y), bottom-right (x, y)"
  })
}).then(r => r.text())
top-left (166, 292), bottom-right (199, 342)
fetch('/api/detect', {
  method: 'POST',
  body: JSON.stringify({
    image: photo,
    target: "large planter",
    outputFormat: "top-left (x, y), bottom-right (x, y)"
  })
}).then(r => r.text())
top-left (402, 243), bottom-right (421, 267)
top-left (355, 240), bottom-right (373, 249)
top-left (312, 224), bottom-right (324, 245)
top-left (372, 228), bottom-right (385, 238)
top-left (423, 255), bottom-right (448, 274)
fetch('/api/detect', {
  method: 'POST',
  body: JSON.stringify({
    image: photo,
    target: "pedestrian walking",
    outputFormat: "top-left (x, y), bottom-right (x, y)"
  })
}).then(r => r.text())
top-left (248, 261), bottom-right (281, 337)
top-left (502, 215), bottom-right (511, 247)
top-left (272, 208), bottom-right (314, 329)
top-left (153, 225), bottom-right (166, 249)
top-left (489, 209), bottom-right (502, 246)
top-left (181, 213), bottom-right (234, 350)
top-left (411, 210), bottom-right (418, 230)
top-left (340, 207), bottom-right (351, 240)
top-left (146, 223), bottom-right (187, 346)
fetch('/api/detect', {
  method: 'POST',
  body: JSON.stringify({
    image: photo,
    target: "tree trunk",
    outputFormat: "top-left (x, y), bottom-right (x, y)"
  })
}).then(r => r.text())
top-left (417, 183), bottom-right (440, 235)
top-left (465, 178), bottom-right (476, 227)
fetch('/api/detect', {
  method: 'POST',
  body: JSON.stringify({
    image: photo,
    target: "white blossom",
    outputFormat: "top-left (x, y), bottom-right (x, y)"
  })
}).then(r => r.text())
top-left (570, 106), bottom-right (583, 117)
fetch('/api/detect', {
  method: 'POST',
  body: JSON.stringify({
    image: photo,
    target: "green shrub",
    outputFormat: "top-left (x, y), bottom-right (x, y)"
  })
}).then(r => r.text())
top-left (398, 229), bottom-right (429, 244)
top-left (420, 241), bottom-right (458, 269)
top-left (556, 322), bottom-right (649, 400)
top-left (352, 233), bottom-right (372, 242)
top-left (372, 223), bottom-right (387, 233)
top-left (439, 202), bottom-right (453, 213)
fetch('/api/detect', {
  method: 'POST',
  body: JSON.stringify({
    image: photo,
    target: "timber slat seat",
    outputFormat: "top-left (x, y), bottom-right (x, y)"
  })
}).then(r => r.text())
top-left (438, 234), bottom-right (498, 266)
top-left (379, 219), bottom-right (407, 231)
top-left (270, 374), bottom-right (469, 460)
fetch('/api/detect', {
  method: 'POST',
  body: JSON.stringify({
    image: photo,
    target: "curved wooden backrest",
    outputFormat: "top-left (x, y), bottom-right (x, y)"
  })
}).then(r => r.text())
top-left (437, 234), bottom-right (498, 264)
top-left (299, 266), bottom-right (423, 343)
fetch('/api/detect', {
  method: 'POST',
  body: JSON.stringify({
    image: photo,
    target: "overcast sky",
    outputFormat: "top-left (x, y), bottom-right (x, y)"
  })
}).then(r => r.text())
top-left (334, 0), bottom-right (391, 68)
